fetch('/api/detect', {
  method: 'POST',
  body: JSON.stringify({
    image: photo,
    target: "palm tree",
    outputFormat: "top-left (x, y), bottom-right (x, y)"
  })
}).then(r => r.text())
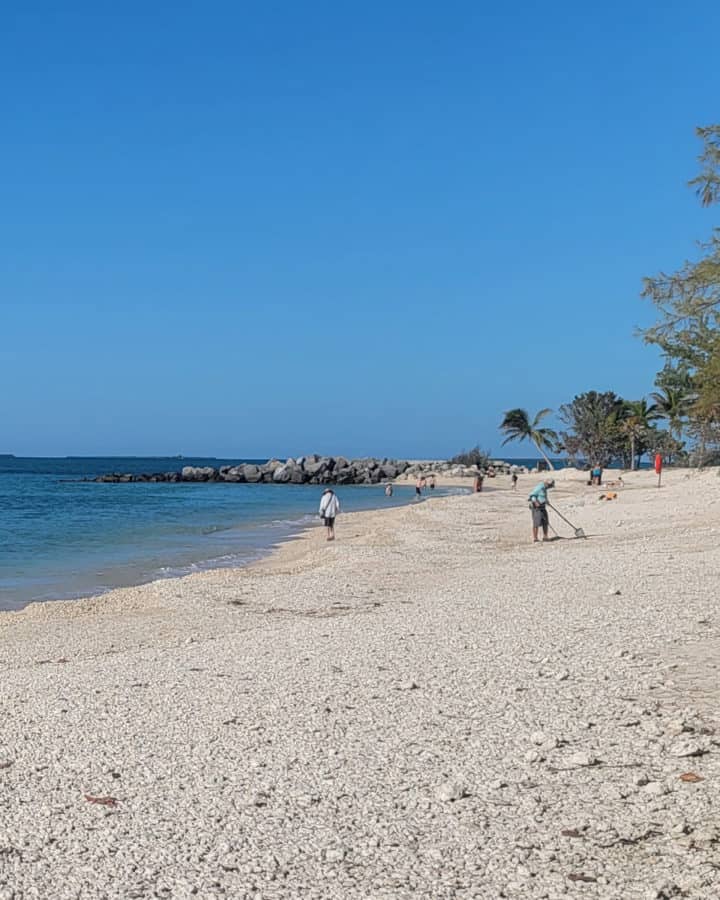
top-left (500, 408), bottom-right (559, 471)
top-left (621, 398), bottom-right (661, 469)
top-left (650, 387), bottom-right (694, 441)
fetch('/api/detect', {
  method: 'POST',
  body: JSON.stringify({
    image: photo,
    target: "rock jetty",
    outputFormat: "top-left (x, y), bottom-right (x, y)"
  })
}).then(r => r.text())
top-left (90, 456), bottom-right (530, 486)
top-left (92, 456), bottom-right (414, 485)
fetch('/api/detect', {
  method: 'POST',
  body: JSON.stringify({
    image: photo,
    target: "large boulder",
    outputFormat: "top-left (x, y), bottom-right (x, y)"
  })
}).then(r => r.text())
top-left (261, 459), bottom-right (283, 475)
top-left (181, 466), bottom-right (217, 481)
top-left (243, 464), bottom-right (262, 483)
top-left (272, 464), bottom-right (293, 483)
top-left (304, 458), bottom-right (329, 478)
top-left (220, 465), bottom-right (246, 483)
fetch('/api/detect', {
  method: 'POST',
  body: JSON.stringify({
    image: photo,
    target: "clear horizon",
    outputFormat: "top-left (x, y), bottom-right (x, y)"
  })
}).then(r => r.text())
top-left (4, 1), bottom-right (719, 457)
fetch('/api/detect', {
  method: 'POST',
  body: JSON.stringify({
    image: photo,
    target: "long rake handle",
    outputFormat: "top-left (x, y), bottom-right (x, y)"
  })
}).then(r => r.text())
top-left (547, 502), bottom-right (580, 531)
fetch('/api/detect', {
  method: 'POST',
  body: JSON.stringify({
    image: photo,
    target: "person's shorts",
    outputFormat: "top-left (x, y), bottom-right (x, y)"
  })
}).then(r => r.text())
top-left (415, 487), bottom-right (421, 495)
top-left (322, 516), bottom-right (335, 527)
top-left (531, 506), bottom-right (548, 528)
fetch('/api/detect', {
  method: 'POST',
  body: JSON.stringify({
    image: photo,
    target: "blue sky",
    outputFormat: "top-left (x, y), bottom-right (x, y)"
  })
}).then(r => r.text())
top-left (2, 1), bottom-right (718, 458)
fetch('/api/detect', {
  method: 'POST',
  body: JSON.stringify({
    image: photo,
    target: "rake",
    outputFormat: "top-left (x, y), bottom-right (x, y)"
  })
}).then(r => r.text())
top-left (547, 502), bottom-right (587, 539)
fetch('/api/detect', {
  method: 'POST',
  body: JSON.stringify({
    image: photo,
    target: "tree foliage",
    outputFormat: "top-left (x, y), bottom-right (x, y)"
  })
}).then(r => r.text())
top-left (689, 124), bottom-right (720, 208)
top-left (649, 385), bottom-right (694, 440)
top-left (558, 391), bottom-right (626, 466)
top-left (642, 125), bottom-right (720, 443)
top-left (499, 408), bottom-right (559, 470)
top-left (448, 446), bottom-right (491, 468)
top-left (620, 399), bottom-right (661, 469)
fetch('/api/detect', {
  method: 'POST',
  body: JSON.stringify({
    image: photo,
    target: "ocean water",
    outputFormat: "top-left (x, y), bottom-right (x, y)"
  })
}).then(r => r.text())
top-left (0, 457), bottom-right (466, 611)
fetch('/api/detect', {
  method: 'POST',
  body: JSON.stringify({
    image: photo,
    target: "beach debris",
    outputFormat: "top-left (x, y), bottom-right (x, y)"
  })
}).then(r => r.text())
top-left (648, 883), bottom-right (684, 899)
top-left (555, 669), bottom-right (570, 682)
top-left (560, 828), bottom-right (584, 839)
top-left (324, 847), bottom-right (346, 863)
top-left (691, 827), bottom-right (719, 849)
top-left (679, 772), bottom-right (703, 783)
top-left (530, 731), bottom-right (546, 746)
top-left (567, 752), bottom-right (598, 768)
top-left (643, 781), bottom-right (669, 796)
top-left (670, 739), bottom-right (707, 758)
top-left (84, 795), bottom-right (120, 807)
top-left (568, 872), bottom-right (597, 883)
top-left (398, 679), bottom-right (419, 691)
top-left (435, 779), bottom-right (469, 802)
top-left (665, 718), bottom-right (691, 736)
top-left (524, 750), bottom-right (542, 764)
top-left (606, 588), bottom-right (622, 596)
top-left (0, 761), bottom-right (13, 770)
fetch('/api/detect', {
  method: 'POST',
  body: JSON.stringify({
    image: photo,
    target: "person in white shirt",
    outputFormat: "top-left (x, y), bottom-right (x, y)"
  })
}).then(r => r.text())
top-left (318, 488), bottom-right (340, 541)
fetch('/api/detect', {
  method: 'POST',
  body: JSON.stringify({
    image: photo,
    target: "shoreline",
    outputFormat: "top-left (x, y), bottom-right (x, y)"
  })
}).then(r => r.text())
top-left (0, 484), bottom-right (471, 621)
top-left (2, 467), bottom-right (720, 897)
top-left (0, 482), bottom-right (467, 615)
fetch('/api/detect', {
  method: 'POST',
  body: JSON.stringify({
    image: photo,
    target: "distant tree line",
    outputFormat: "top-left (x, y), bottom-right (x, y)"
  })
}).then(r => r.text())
top-left (448, 447), bottom-right (492, 468)
top-left (498, 398), bottom-right (684, 470)
top-left (486, 126), bottom-right (719, 470)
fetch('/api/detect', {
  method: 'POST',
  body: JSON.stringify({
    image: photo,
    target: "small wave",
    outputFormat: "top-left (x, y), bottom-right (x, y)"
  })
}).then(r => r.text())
top-left (259, 514), bottom-right (317, 529)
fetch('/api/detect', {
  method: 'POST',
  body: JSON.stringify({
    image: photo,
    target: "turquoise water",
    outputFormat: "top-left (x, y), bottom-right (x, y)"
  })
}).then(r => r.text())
top-left (0, 457), bottom-right (464, 611)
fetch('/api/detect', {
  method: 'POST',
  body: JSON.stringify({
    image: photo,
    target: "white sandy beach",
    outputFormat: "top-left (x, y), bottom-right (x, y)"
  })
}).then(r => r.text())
top-left (2, 468), bottom-right (720, 899)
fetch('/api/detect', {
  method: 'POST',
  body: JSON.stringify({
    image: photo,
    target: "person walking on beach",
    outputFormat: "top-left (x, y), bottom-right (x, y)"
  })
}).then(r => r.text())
top-left (385, 483), bottom-right (393, 497)
top-left (511, 472), bottom-right (518, 490)
top-left (319, 488), bottom-right (340, 541)
top-left (415, 476), bottom-right (423, 499)
top-left (528, 478), bottom-right (554, 543)
top-left (429, 474), bottom-right (436, 490)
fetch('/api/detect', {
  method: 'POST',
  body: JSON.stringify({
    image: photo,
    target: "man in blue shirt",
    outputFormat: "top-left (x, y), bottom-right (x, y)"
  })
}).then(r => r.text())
top-left (528, 478), bottom-right (555, 543)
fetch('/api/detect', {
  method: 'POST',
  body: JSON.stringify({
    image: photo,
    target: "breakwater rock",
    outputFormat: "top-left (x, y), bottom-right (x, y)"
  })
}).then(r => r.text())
top-left (92, 456), bottom-right (413, 486)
